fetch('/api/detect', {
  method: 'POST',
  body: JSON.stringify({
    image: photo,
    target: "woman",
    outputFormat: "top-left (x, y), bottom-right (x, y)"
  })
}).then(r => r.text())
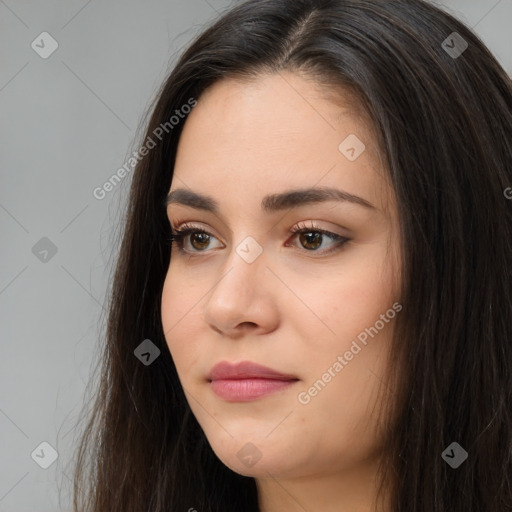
top-left (71, 0), bottom-right (512, 511)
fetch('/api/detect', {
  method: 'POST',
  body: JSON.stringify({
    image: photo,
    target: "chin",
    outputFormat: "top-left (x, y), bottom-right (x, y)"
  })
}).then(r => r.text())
top-left (219, 455), bottom-right (287, 478)
top-left (208, 438), bottom-right (295, 478)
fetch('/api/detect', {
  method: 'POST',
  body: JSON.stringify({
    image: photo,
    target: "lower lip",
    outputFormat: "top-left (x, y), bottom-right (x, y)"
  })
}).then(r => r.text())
top-left (210, 378), bottom-right (298, 401)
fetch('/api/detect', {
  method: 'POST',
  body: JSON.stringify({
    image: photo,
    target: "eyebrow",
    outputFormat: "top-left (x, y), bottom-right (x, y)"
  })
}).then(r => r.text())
top-left (165, 187), bottom-right (376, 213)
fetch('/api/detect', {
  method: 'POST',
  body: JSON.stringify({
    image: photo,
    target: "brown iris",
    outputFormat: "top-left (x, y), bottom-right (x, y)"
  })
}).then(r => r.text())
top-left (299, 231), bottom-right (322, 250)
top-left (189, 232), bottom-right (211, 250)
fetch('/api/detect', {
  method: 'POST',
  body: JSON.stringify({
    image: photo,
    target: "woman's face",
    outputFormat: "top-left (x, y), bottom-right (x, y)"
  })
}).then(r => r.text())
top-left (161, 72), bottom-right (401, 482)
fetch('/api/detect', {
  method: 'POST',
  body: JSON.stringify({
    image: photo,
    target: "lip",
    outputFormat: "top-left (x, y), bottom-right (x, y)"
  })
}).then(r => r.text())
top-left (208, 360), bottom-right (298, 381)
top-left (207, 361), bottom-right (299, 402)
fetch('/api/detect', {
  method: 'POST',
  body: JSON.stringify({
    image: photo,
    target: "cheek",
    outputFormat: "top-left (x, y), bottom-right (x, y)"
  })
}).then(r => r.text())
top-left (300, 249), bottom-right (398, 353)
top-left (161, 267), bottom-right (204, 375)
top-left (295, 278), bottom-right (397, 441)
top-left (290, 256), bottom-right (399, 429)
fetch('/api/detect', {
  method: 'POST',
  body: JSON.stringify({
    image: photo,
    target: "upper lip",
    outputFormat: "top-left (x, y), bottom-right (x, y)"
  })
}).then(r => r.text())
top-left (208, 361), bottom-right (299, 381)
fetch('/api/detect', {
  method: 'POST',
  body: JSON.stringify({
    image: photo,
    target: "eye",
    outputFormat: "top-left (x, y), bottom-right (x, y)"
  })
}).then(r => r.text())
top-left (287, 221), bottom-right (350, 255)
top-left (167, 222), bottom-right (222, 254)
top-left (166, 221), bottom-right (350, 256)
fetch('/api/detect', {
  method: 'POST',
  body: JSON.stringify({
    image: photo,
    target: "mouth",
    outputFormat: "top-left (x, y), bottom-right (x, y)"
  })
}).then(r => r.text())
top-left (207, 360), bottom-right (300, 402)
top-left (210, 378), bottom-right (298, 402)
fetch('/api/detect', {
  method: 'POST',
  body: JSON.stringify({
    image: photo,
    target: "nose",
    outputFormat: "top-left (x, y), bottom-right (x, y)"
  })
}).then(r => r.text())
top-left (203, 243), bottom-right (279, 338)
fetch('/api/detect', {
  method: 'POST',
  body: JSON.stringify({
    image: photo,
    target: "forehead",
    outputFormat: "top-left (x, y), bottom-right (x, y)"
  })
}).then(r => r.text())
top-left (171, 72), bottom-right (393, 216)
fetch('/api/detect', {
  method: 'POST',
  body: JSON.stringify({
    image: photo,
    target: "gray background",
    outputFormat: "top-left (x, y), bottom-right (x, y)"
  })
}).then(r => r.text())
top-left (1, 1), bottom-right (511, 510)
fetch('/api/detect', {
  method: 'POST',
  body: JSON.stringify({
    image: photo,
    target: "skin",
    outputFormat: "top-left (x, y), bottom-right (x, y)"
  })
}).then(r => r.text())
top-left (161, 71), bottom-right (402, 512)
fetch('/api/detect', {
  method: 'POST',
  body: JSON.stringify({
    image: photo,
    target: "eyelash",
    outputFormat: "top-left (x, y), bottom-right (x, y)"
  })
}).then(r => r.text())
top-left (166, 221), bottom-right (350, 257)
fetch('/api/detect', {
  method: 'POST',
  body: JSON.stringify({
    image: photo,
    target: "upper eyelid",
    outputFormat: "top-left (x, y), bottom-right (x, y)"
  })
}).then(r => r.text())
top-left (170, 221), bottom-right (343, 237)
top-left (170, 218), bottom-right (347, 232)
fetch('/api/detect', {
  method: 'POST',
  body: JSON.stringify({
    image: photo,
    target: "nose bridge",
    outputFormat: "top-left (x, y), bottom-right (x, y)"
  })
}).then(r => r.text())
top-left (202, 232), bottom-right (274, 332)
top-left (213, 233), bottom-right (267, 299)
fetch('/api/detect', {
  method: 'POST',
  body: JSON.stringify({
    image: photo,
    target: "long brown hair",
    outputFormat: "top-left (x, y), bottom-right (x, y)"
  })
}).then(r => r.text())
top-left (70, 1), bottom-right (512, 510)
